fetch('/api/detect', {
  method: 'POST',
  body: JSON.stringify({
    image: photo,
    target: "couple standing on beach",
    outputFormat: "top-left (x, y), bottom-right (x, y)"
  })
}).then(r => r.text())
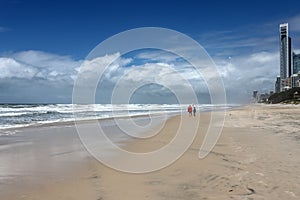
top-left (188, 105), bottom-right (196, 117)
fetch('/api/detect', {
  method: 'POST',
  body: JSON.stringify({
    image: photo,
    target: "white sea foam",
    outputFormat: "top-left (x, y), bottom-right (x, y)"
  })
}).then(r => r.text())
top-left (0, 104), bottom-right (238, 132)
top-left (0, 112), bottom-right (29, 117)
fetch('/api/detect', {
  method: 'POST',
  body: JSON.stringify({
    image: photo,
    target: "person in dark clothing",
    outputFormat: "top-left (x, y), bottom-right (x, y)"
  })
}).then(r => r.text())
top-left (193, 105), bottom-right (196, 117)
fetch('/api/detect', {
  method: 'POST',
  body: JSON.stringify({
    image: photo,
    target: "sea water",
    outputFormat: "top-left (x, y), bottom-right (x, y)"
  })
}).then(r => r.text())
top-left (0, 104), bottom-right (235, 133)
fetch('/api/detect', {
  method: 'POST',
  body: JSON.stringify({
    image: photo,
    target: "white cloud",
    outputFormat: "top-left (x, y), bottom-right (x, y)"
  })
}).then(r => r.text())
top-left (0, 57), bottom-right (37, 79)
top-left (121, 62), bottom-right (189, 85)
top-left (249, 52), bottom-right (277, 63)
top-left (199, 29), bottom-right (276, 51)
top-left (77, 53), bottom-right (121, 85)
top-left (78, 54), bottom-right (197, 86)
top-left (76, 49), bottom-right (278, 103)
top-left (0, 48), bottom-right (280, 103)
top-left (0, 50), bottom-right (81, 84)
top-left (12, 50), bottom-right (80, 74)
top-left (215, 51), bottom-right (279, 97)
top-left (0, 50), bottom-right (86, 103)
top-left (73, 52), bottom-right (210, 104)
top-left (134, 50), bottom-right (179, 63)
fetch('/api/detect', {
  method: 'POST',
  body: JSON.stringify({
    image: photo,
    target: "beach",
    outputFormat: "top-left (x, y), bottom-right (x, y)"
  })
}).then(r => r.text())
top-left (1, 104), bottom-right (300, 200)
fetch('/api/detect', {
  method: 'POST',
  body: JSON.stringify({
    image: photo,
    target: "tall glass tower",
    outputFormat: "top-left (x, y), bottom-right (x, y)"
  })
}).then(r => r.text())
top-left (279, 23), bottom-right (291, 79)
top-left (293, 52), bottom-right (300, 74)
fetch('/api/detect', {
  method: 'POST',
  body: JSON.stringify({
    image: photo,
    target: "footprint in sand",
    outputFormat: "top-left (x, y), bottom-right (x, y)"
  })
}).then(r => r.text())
top-left (285, 191), bottom-right (297, 198)
top-left (258, 180), bottom-right (268, 187)
top-left (242, 154), bottom-right (257, 164)
top-left (255, 172), bottom-right (264, 177)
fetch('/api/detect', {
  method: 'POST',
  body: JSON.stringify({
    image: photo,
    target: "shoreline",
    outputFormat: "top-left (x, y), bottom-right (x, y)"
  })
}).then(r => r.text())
top-left (0, 103), bottom-right (237, 132)
top-left (0, 111), bottom-right (175, 199)
top-left (1, 104), bottom-right (300, 199)
top-left (0, 112), bottom-right (177, 134)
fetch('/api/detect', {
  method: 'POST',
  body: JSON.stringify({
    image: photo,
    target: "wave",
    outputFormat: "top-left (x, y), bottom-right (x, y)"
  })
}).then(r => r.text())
top-left (0, 112), bottom-right (29, 117)
top-left (0, 104), bottom-right (239, 131)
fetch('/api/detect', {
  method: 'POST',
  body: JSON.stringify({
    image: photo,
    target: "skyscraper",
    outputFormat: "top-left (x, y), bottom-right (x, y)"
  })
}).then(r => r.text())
top-left (275, 76), bottom-right (281, 93)
top-left (293, 52), bottom-right (300, 74)
top-left (279, 23), bottom-right (292, 80)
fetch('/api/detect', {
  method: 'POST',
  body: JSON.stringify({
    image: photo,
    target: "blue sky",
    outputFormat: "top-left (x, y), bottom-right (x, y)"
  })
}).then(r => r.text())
top-left (1, 0), bottom-right (299, 58)
top-left (1, 0), bottom-right (300, 103)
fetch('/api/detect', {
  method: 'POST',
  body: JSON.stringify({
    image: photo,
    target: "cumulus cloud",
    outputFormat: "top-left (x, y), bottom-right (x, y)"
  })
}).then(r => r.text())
top-left (72, 50), bottom-right (212, 104)
top-left (0, 50), bottom-right (81, 84)
top-left (215, 51), bottom-right (279, 102)
top-left (129, 50), bottom-right (212, 83)
top-left (0, 57), bottom-right (37, 79)
top-left (0, 47), bottom-right (280, 104)
top-left (0, 50), bottom-right (83, 103)
top-left (78, 53), bottom-right (120, 79)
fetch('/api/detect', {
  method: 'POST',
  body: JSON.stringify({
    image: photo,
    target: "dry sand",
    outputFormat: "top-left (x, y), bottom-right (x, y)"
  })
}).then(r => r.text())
top-left (1, 104), bottom-right (300, 200)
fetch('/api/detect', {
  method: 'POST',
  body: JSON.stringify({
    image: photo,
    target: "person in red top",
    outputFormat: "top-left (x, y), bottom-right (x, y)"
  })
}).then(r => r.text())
top-left (188, 105), bottom-right (192, 116)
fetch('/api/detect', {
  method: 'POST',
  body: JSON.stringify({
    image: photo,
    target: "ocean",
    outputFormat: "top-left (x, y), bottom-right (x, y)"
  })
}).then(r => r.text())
top-left (0, 104), bottom-right (235, 133)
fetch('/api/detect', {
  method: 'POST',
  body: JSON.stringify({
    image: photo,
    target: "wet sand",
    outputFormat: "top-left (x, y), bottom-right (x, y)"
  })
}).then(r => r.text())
top-left (1, 105), bottom-right (300, 199)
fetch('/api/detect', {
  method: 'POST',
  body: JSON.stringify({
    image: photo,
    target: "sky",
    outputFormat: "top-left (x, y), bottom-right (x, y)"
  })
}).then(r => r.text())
top-left (1, 0), bottom-right (300, 104)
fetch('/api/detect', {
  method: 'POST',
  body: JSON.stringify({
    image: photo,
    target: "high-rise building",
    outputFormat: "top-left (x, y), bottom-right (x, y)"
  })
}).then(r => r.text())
top-left (275, 76), bottom-right (281, 93)
top-left (291, 72), bottom-right (300, 88)
top-left (279, 23), bottom-right (292, 81)
top-left (252, 90), bottom-right (258, 103)
top-left (282, 77), bottom-right (291, 91)
top-left (293, 52), bottom-right (300, 74)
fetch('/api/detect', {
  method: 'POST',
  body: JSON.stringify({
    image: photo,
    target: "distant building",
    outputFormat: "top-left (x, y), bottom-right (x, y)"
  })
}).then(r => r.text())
top-left (252, 91), bottom-right (274, 103)
top-left (282, 77), bottom-right (291, 91)
top-left (279, 23), bottom-right (292, 90)
top-left (252, 90), bottom-right (258, 103)
top-left (293, 52), bottom-right (300, 74)
top-left (253, 91), bottom-right (258, 99)
top-left (275, 76), bottom-right (281, 93)
top-left (291, 72), bottom-right (300, 88)
top-left (259, 93), bottom-right (270, 103)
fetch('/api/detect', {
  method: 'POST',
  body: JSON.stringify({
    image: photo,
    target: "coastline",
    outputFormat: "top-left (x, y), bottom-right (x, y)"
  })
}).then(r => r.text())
top-left (0, 104), bottom-right (234, 132)
top-left (1, 104), bottom-right (300, 199)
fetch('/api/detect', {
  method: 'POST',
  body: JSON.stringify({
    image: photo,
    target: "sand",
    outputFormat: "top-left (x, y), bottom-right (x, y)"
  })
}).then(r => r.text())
top-left (1, 104), bottom-right (300, 200)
